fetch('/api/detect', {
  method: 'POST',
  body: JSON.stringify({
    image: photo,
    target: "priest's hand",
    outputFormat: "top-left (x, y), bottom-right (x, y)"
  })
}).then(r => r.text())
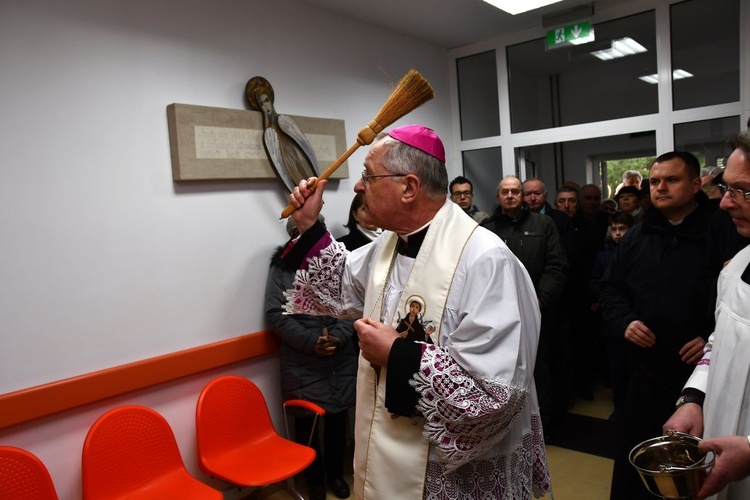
top-left (663, 403), bottom-right (703, 437)
top-left (695, 435), bottom-right (750, 499)
top-left (289, 177), bottom-right (327, 235)
top-left (356, 317), bottom-right (398, 367)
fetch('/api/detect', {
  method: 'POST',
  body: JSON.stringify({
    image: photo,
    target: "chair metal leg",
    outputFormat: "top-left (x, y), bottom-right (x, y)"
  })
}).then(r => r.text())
top-left (282, 479), bottom-right (305, 500)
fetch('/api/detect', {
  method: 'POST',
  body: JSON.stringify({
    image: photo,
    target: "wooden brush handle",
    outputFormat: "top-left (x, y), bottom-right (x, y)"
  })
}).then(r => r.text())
top-left (279, 141), bottom-right (361, 219)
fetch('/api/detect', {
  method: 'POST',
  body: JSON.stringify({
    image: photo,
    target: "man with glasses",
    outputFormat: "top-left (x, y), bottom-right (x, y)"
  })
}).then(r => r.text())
top-left (601, 151), bottom-right (714, 500)
top-left (281, 125), bottom-right (551, 500)
top-left (664, 131), bottom-right (750, 499)
top-left (449, 175), bottom-right (489, 223)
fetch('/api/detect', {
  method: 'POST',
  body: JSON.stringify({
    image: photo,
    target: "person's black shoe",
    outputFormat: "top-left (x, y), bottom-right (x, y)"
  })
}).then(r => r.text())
top-left (328, 478), bottom-right (351, 498)
top-left (309, 483), bottom-right (327, 500)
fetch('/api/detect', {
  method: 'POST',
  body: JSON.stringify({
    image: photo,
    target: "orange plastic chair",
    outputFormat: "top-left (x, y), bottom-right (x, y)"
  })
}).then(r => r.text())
top-left (0, 446), bottom-right (58, 500)
top-left (196, 375), bottom-right (325, 499)
top-left (82, 405), bottom-right (222, 500)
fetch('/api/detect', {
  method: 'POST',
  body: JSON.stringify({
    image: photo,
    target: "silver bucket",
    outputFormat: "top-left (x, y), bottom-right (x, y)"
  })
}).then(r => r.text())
top-left (629, 430), bottom-right (714, 499)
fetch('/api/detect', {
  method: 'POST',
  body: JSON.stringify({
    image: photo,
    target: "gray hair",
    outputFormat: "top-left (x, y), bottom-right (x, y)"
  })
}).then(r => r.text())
top-left (374, 133), bottom-right (448, 200)
top-left (523, 177), bottom-right (546, 192)
top-left (729, 131), bottom-right (750, 161)
top-left (622, 170), bottom-right (643, 182)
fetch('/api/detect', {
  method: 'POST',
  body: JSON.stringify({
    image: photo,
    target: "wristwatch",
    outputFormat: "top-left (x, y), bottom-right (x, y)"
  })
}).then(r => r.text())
top-left (675, 394), bottom-right (703, 409)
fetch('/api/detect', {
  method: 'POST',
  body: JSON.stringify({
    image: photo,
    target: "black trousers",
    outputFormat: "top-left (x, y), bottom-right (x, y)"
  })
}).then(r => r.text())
top-left (295, 410), bottom-right (349, 486)
top-left (609, 364), bottom-right (676, 500)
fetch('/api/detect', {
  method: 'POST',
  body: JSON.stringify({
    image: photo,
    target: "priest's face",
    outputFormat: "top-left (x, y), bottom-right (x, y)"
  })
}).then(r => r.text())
top-left (720, 147), bottom-right (750, 237)
top-left (354, 141), bottom-right (405, 231)
top-left (409, 301), bottom-right (421, 318)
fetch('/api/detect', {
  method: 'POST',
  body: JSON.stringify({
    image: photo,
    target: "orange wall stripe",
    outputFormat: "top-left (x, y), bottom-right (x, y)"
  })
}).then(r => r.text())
top-left (0, 330), bottom-right (279, 430)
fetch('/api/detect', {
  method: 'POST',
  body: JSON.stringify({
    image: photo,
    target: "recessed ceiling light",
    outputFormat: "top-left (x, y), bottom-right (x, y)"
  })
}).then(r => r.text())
top-left (638, 69), bottom-right (694, 84)
top-left (591, 37), bottom-right (647, 60)
top-left (482, 0), bottom-right (564, 15)
top-left (672, 69), bottom-right (694, 80)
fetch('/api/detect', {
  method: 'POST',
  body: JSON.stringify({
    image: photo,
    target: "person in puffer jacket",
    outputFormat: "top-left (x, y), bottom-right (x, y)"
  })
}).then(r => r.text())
top-left (265, 231), bottom-right (358, 500)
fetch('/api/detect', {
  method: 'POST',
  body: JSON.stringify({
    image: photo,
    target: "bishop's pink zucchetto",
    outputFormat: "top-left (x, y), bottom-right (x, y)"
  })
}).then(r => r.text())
top-left (388, 125), bottom-right (445, 163)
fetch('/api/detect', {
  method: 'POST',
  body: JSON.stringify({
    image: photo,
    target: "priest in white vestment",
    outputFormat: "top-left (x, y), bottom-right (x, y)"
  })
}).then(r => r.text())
top-left (664, 132), bottom-right (750, 500)
top-left (282, 125), bottom-right (552, 500)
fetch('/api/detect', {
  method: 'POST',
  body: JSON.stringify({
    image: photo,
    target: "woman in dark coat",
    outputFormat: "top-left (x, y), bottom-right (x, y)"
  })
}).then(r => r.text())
top-left (265, 242), bottom-right (358, 500)
top-left (337, 193), bottom-right (381, 251)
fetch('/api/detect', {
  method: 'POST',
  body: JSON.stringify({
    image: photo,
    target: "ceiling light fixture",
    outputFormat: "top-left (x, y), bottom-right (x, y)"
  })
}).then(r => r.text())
top-left (672, 69), bottom-right (694, 80)
top-left (638, 69), bottom-right (694, 84)
top-left (482, 0), bottom-right (564, 16)
top-left (591, 37), bottom-right (647, 60)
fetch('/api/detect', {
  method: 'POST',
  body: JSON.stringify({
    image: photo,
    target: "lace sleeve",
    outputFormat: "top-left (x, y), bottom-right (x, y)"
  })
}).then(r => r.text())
top-left (410, 344), bottom-right (527, 471)
top-left (282, 239), bottom-right (356, 318)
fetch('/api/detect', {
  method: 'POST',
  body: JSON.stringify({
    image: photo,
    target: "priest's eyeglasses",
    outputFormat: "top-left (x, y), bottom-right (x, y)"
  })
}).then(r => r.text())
top-left (717, 183), bottom-right (750, 203)
top-left (361, 169), bottom-right (406, 184)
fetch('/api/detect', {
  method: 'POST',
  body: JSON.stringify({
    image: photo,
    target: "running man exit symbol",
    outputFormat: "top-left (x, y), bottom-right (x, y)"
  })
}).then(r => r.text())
top-left (546, 21), bottom-right (593, 48)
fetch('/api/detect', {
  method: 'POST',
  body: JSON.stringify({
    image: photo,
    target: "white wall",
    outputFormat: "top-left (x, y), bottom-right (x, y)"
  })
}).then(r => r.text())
top-left (0, 0), bottom-right (451, 497)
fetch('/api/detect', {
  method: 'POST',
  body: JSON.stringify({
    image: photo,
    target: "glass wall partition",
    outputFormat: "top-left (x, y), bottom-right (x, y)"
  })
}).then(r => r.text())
top-left (670, 0), bottom-right (740, 110)
top-left (506, 11), bottom-right (658, 133)
top-left (462, 147), bottom-right (503, 215)
top-left (452, 0), bottom-right (745, 192)
top-left (456, 51), bottom-right (500, 140)
top-left (674, 116), bottom-right (741, 167)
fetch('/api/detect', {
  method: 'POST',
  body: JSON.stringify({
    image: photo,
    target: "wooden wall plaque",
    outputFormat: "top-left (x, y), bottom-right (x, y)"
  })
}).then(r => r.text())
top-left (167, 103), bottom-right (349, 181)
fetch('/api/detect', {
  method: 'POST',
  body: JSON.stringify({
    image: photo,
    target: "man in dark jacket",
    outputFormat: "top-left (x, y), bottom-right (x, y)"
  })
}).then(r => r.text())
top-left (566, 185), bottom-right (610, 401)
top-left (600, 151), bottom-right (714, 500)
top-left (483, 176), bottom-right (568, 436)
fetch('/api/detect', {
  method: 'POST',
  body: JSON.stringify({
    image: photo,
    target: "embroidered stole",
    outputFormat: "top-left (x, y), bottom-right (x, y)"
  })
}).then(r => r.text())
top-left (353, 201), bottom-right (477, 499)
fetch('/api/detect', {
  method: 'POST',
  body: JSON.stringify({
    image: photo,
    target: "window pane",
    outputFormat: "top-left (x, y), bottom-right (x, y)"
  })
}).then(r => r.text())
top-left (671, 0), bottom-right (740, 110)
top-left (462, 147), bottom-right (502, 215)
top-left (673, 116), bottom-right (740, 167)
top-left (507, 11), bottom-right (657, 133)
top-left (457, 51), bottom-right (500, 140)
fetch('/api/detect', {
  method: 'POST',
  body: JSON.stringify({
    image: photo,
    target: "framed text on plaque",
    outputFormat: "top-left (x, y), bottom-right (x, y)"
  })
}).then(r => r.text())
top-left (167, 103), bottom-right (349, 181)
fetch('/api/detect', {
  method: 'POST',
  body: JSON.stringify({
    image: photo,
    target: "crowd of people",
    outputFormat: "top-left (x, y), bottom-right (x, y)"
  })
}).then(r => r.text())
top-left (264, 123), bottom-right (750, 500)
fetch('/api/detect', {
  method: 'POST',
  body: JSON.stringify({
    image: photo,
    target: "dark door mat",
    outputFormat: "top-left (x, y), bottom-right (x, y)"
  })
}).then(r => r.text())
top-left (547, 413), bottom-right (617, 459)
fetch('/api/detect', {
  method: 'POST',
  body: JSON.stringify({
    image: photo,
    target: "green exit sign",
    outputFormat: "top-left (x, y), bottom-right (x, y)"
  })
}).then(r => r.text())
top-left (546, 21), bottom-right (593, 48)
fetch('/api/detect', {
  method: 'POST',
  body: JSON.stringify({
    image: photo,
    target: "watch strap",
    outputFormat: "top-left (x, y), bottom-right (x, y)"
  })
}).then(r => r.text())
top-left (675, 393), bottom-right (704, 409)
